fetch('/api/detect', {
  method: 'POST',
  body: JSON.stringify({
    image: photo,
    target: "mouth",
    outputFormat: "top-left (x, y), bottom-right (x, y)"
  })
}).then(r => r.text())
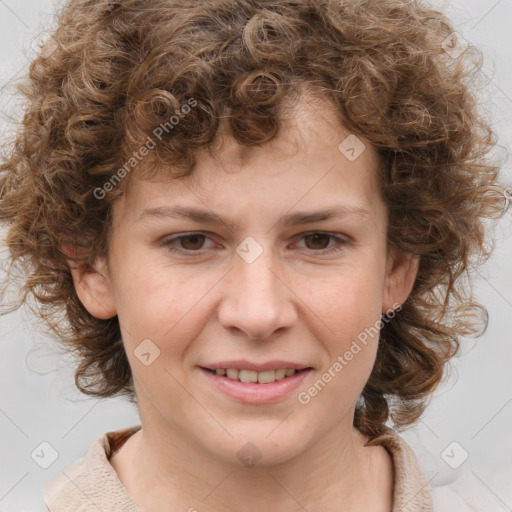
top-left (199, 363), bottom-right (313, 404)
top-left (200, 367), bottom-right (312, 384)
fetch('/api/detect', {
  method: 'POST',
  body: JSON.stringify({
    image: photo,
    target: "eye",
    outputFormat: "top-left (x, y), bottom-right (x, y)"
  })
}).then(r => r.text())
top-left (161, 231), bottom-right (349, 256)
top-left (294, 232), bottom-right (348, 254)
top-left (162, 232), bottom-right (216, 253)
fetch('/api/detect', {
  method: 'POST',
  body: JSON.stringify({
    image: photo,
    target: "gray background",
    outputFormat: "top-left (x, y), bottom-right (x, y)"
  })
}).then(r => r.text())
top-left (0, 0), bottom-right (511, 510)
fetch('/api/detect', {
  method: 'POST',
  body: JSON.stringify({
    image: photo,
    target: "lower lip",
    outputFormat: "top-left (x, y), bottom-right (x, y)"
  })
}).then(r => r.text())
top-left (199, 368), bottom-right (312, 404)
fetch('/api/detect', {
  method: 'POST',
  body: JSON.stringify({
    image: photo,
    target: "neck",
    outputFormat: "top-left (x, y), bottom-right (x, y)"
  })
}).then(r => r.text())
top-left (111, 406), bottom-right (391, 511)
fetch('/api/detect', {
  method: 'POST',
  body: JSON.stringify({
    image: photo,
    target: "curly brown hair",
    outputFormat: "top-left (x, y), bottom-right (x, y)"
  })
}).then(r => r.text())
top-left (0, 0), bottom-right (507, 438)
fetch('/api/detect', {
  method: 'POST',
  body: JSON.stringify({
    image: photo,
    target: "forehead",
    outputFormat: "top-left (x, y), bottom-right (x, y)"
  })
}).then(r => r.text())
top-left (115, 93), bottom-right (381, 224)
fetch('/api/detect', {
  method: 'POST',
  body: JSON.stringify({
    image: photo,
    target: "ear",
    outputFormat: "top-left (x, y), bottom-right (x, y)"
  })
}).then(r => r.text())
top-left (382, 244), bottom-right (419, 314)
top-left (61, 244), bottom-right (117, 320)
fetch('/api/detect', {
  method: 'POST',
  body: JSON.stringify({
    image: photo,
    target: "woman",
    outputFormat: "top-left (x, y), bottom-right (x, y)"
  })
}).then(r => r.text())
top-left (0, 0), bottom-right (506, 510)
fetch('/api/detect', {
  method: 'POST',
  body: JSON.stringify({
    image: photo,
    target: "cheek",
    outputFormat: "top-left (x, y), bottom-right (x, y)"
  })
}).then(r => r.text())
top-left (303, 310), bottom-right (381, 416)
top-left (112, 259), bottom-right (223, 358)
top-left (112, 266), bottom-right (218, 402)
top-left (299, 268), bottom-right (383, 393)
top-left (301, 266), bottom-right (384, 341)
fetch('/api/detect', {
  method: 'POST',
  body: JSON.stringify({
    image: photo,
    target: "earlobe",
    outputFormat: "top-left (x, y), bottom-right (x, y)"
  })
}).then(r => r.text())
top-left (382, 246), bottom-right (420, 314)
top-left (61, 244), bottom-right (117, 320)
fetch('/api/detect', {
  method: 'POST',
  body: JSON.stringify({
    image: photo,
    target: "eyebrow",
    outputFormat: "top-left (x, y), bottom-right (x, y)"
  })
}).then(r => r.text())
top-left (136, 204), bottom-right (371, 231)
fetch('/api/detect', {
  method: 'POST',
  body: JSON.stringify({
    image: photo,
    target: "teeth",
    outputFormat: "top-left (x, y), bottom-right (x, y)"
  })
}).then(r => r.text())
top-left (239, 370), bottom-right (258, 383)
top-left (214, 368), bottom-right (299, 383)
top-left (275, 369), bottom-right (286, 380)
top-left (226, 368), bottom-right (239, 380)
top-left (258, 370), bottom-right (278, 383)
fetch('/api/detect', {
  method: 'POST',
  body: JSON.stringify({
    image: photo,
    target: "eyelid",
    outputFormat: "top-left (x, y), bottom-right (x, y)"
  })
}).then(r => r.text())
top-left (294, 230), bottom-right (349, 242)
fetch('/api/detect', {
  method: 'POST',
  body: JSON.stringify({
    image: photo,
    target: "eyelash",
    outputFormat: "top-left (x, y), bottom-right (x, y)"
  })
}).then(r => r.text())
top-left (161, 231), bottom-right (349, 256)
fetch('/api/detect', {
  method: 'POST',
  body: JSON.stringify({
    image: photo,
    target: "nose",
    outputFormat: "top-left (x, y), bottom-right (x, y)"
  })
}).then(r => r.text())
top-left (217, 243), bottom-right (297, 340)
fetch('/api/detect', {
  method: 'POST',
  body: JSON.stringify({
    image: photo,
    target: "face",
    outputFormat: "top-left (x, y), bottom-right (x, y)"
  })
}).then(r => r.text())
top-left (72, 95), bottom-right (418, 466)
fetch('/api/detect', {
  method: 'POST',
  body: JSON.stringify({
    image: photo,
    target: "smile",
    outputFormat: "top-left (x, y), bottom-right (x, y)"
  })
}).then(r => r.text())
top-left (199, 366), bottom-right (313, 404)
top-left (203, 367), bottom-right (301, 384)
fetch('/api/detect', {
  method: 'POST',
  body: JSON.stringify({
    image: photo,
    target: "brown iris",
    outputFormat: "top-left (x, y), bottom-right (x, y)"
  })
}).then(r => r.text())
top-left (303, 233), bottom-right (331, 250)
top-left (179, 234), bottom-right (207, 250)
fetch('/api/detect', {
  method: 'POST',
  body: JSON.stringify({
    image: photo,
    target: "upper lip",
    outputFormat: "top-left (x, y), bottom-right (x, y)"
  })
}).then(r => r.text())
top-left (201, 360), bottom-right (313, 372)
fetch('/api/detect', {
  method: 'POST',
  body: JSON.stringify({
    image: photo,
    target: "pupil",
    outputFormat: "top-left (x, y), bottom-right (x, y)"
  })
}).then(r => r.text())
top-left (182, 235), bottom-right (205, 250)
top-left (306, 233), bottom-right (329, 249)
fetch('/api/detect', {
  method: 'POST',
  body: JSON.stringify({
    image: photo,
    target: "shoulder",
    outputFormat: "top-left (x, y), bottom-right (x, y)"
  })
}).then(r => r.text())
top-left (365, 427), bottom-right (434, 512)
top-left (43, 426), bottom-right (141, 512)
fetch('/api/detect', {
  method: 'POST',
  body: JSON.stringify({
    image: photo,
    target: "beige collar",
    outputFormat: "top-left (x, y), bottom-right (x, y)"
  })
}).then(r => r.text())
top-left (44, 425), bottom-right (432, 511)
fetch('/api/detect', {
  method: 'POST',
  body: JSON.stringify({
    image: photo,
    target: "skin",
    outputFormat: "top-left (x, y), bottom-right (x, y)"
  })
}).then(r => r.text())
top-left (68, 95), bottom-right (419, 512)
